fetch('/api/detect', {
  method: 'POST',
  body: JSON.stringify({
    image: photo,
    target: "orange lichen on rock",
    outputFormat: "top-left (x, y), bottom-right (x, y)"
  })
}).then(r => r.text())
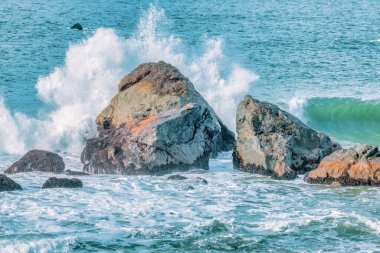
top-left (348, 161), bottom-right (372, 180)
top-left (129, 115), bottom-right (159, 135)
top-left (182, 103), bottom-right (195, 111)
top-left (311, 161), bottom-right (350, 179)
top-left (305, 145), bottom-right (380, 186)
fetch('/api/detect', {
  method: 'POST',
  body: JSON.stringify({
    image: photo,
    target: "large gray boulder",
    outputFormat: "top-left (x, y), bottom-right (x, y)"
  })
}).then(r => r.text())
top-left (233, 95), bottom-right (340, 179)
top-left (5, 150), bottom-right (65, 174)
top-left (81, 61), bottom-right (235, 175)
top-left (305, 145), bottom-right (380, 186)
top-left (0, 174), bottom-right (22, 192)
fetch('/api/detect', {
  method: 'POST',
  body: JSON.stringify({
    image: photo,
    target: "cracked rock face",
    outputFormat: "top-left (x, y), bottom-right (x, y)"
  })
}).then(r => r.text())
top-left (81, 61), bottom-right (235, 175)
top-left (305, 145), bottom-right (380, 186)
top-left (233, 95), bottom-right (340, 179)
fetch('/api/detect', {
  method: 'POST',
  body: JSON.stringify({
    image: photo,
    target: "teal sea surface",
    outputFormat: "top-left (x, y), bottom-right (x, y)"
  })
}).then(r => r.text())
top-left (0, 0), bottom-right (379, 252)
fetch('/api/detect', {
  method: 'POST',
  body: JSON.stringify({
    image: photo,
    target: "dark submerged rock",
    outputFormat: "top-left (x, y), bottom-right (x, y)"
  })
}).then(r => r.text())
top-left (65, 170), bottom-right (90, 176)
top-left (305, 145), bottom-right (380, 186)
top-left (42, 177), bottom-right (83, 189)
top-left (0, 174), bottom-right (22, 192)
top-left (233, 95), bottom-right (340, 180)
top-left (167, 174), bottom-right (188, 180)
top-left (81, 61), bottom-right (235, 175)
top-left (70, 23), bottom-right (83, 30)
top-left (5, 150), bottom-right (65, 174)
top-left (196, 177), bottom-right (208, 185)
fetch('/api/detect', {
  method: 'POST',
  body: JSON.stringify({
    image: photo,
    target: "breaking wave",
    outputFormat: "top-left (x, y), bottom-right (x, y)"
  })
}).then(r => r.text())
top-left (288, 96), bottom-right (380, 147)
top-left (0, 4), bottom-right (258, 155)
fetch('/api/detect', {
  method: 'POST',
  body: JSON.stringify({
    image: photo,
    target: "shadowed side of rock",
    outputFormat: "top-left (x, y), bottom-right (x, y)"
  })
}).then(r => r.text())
top-left (233, 95), bottom-right (340, 180)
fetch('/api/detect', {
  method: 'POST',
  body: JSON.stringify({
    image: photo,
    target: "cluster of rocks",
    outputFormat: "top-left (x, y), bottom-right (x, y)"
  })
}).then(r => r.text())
top-left (232, 95), bottom-right (380, 186)
top-left (0, 150), bottom-right (84, 192)
top-left (2, 61), bottom-right (378, 188)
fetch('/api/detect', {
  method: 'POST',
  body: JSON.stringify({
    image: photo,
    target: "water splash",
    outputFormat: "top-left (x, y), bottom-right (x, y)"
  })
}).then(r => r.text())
top-left (0, 99), bottom-right (25, 154)
top-left (0, 4), bottom-right (258, 155)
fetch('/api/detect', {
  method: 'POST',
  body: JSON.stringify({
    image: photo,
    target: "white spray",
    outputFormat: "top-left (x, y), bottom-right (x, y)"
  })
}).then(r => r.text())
top-left (0, 4), bottom-right (258, 155)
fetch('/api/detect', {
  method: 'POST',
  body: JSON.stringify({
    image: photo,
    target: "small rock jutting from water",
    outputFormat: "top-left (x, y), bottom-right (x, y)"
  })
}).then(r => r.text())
top-left (5, 150), bottom-right (65, 174)
top-left (167, 174), bottom-right (188, 180)
top-left (42, 177), bottom-right (83, 189)
top-left (70, 23), bottom-right (83, 30)
top-left (0, 174), bottom-right (22, 192)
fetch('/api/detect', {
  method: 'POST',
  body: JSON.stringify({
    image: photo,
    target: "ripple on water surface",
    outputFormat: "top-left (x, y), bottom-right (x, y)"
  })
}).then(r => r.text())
top-left (0, 153), bottom-right (379, 252)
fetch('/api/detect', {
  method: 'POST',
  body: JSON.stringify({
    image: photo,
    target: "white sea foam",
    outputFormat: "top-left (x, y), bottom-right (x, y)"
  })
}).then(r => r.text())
top-left (0, 99), bottom-right (25, 154)
top-left (0, 4), bottom-right (258, 155)
top-left (0, 237), bottom-right (73, 253)
top-left (353, 213), bottom-right (380, 235)
top-left (287, 96), bottom-right (307, 121)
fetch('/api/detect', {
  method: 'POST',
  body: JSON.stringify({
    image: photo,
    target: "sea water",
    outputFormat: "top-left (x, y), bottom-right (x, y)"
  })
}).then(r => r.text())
top-left (0, 0), bottom-right (379, 252)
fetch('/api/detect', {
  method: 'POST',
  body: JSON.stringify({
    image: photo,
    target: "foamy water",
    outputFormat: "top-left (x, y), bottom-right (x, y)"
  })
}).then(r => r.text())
top-left (0, 5), bottom-right (258, 155)
top-left (1, 153), bottom-right (379, 252)
top-left (0, 1), bottom-right (379, 252)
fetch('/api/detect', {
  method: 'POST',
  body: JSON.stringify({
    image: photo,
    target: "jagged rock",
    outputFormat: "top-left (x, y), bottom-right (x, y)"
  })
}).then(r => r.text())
top-left (81, 61), bottom-right (235, 175)
top-left (65, 170), bottom-right (89, 176)
top-left (42, 177), bottom-right (83, 189)
top-left (305, 145), bottom-right (380, 186)
top-left (168, 174), bottom-right (188, 180)
top-left (0, 174), bottom-right (22, 192)
top-left (5, 150), bottom-right (65, 174)
top-left (70, 23), bottom-right (83, 30)
top-left (233, 95), bottom-right (340, 179)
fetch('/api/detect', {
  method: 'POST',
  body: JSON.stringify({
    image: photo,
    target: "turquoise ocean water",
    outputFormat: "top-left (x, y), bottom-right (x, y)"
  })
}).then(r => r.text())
top-left (0, 0), bottom-right (379, 252)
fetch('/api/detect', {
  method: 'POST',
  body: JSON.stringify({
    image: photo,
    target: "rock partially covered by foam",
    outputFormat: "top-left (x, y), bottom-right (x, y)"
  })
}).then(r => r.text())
top-left (81, 61), bottom-right (235, 175)
top-left (233, 95), bottom-right (340, 179)
top-left (305, 145), bottom-right (380, 186)
top-left (42, 177), bottom-right (83, 189)
top-left (0, 174), bottom-right (22, 192)
top-left (5, 150), bottom-right (65, 174)
top-left (167, 174), bottom-right (188, 180)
